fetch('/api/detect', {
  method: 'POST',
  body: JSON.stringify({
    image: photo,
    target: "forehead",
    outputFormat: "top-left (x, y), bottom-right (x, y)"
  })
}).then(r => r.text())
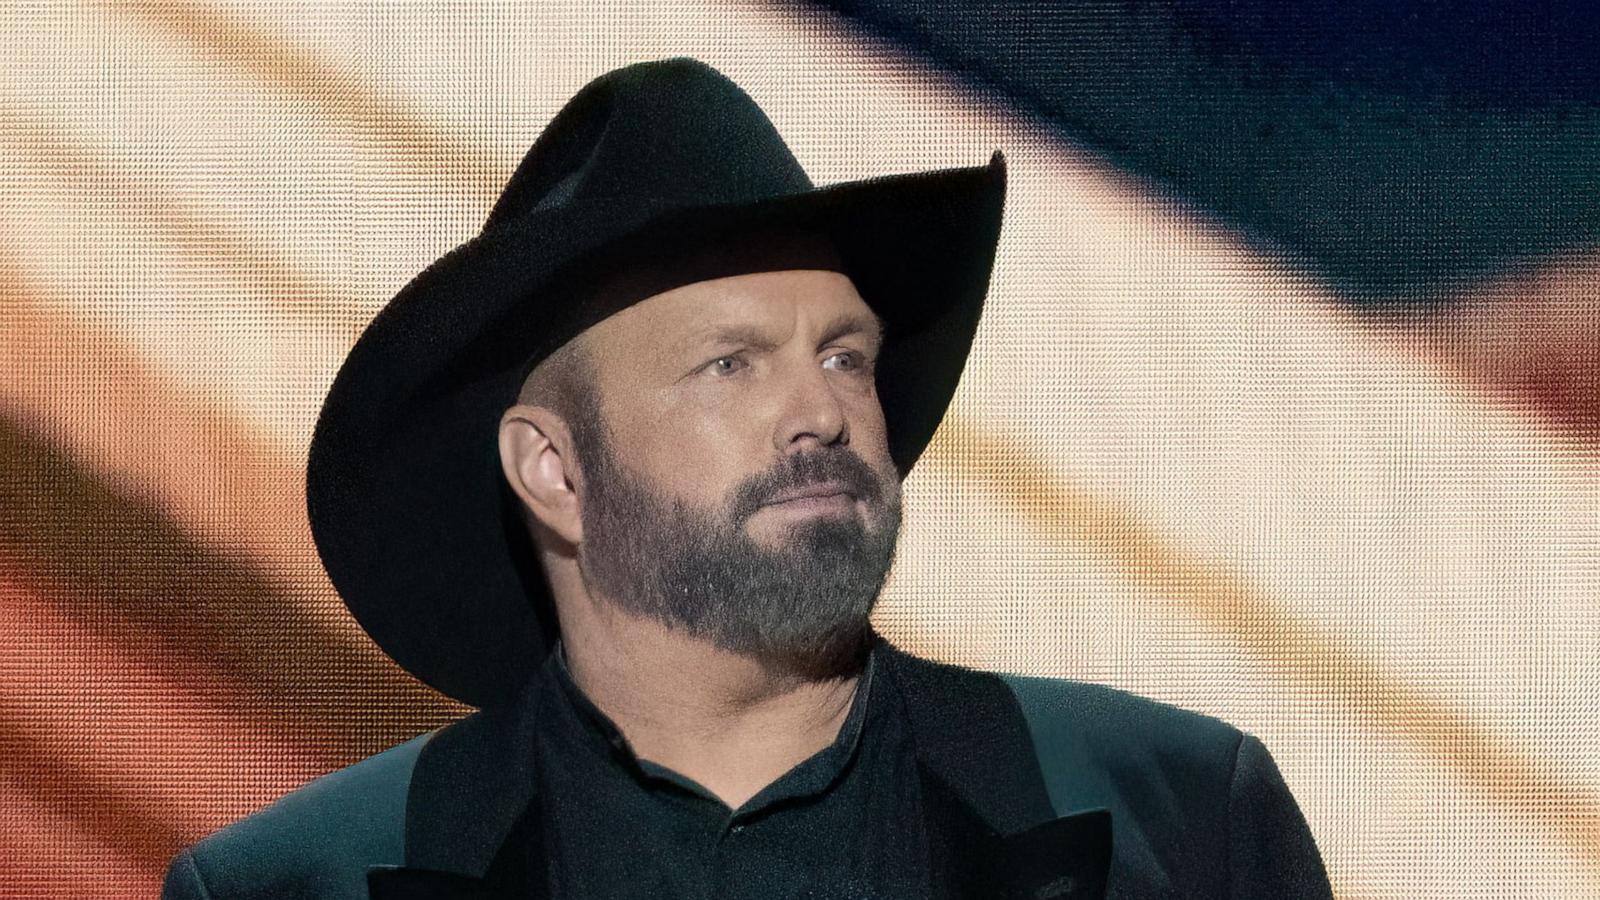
top-left (588, 268), bottom-right (881, 360)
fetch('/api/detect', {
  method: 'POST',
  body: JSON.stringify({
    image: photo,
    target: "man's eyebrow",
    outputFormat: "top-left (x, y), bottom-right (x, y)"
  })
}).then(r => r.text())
top-left (683, 324), bottom-right (780, 354)
top-left (816, 310), bottom-right (885, 349)
top-left (679, 310), bottom-right (885, 355)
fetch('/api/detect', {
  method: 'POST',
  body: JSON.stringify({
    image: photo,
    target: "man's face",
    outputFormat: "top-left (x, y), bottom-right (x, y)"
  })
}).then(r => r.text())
top-left (570, 268), bottom-right (903, 678)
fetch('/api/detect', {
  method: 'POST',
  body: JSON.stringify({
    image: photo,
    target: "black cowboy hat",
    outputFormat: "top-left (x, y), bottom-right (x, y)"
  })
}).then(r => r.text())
top-left (306, 57), bottom-right (1007, 708)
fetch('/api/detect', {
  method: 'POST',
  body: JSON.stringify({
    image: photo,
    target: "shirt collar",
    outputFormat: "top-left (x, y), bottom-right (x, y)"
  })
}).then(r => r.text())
top-left (542, 634), bottom-right (881, 812)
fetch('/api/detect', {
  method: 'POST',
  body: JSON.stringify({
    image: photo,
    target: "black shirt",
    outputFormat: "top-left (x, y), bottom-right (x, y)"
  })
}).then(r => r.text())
top-left (531, 636), bottom-right (930, 899)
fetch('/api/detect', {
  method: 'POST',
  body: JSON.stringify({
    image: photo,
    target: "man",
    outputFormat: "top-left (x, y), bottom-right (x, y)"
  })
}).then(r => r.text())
top-left (161, 57), bottom-right (1333, 899)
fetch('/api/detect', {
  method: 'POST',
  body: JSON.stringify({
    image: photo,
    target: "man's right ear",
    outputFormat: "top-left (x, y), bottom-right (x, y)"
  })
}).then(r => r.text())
top-left (498, 405), bottom-right (584, 547)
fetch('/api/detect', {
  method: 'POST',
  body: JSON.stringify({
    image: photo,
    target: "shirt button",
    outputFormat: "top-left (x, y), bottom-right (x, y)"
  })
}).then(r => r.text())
top-left (730, 824), bottom-right (746, 834)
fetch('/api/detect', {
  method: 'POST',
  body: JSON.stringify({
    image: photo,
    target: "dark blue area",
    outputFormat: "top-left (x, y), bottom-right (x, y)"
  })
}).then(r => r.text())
top-left (1174, 0), bottom-right (1600, 105)
top-left (811, 0), bottom-right (1600, 305)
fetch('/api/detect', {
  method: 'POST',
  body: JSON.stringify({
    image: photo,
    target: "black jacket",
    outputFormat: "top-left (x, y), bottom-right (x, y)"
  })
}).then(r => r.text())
top-left (160, 639), bottom-right (1333, 899)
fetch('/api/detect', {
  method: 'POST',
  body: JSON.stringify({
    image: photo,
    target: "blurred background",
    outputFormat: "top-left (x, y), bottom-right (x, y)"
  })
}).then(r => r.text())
top-left (1, 1), bottom-right (1596, 896)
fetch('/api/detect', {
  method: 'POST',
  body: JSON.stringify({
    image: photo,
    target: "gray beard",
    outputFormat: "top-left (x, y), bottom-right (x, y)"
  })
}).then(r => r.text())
top-left (572, 420), bottom-right (902, 681)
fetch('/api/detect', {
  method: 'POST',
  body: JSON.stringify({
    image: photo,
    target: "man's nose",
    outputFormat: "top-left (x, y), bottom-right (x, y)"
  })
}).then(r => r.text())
top-left (773, 363), bottom-right (850, 454)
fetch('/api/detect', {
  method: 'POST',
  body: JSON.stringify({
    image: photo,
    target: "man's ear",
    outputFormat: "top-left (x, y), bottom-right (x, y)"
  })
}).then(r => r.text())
top-left (498, 404), bottom-right (584, 546)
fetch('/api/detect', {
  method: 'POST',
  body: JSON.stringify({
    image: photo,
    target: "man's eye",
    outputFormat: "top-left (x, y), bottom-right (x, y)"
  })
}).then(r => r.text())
top-left (823, 350), bottom-right (867, 372)
top-left (706, 355), bottom-right (747, 376)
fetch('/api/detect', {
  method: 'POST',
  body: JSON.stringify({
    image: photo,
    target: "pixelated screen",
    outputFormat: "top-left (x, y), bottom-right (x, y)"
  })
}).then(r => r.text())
top-left (2, 1), bottom-right (1597, 896)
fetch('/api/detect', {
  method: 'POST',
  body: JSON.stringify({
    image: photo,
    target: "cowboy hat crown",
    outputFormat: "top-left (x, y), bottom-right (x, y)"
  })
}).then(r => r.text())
top-left (485, 58), bottom-right (814, 230)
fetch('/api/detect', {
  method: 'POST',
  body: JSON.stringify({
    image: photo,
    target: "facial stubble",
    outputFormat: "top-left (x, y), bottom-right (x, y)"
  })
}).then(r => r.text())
top-left (570, 412), bottom-right (903, 681)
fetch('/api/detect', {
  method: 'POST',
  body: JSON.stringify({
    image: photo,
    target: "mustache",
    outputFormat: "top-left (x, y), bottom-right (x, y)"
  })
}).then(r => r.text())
top-left (727, 447), bottom-right (889, 522)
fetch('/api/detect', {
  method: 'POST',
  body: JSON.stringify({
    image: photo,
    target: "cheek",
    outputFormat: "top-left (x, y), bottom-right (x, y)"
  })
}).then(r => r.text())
top-left (658, 393), bottom-right (759, 451)
top-left (619, 392), bottom-right (758, 495)
top-left (846, 396), bottom-right (893, 457)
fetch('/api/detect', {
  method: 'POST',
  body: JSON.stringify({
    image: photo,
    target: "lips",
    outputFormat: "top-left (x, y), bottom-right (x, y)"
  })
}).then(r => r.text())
top-left (764, 481), bottom-right (854, 506)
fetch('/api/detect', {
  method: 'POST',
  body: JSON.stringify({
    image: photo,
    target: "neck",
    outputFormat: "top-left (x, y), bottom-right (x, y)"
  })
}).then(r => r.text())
top-left (553, 592), bottom-right (870, 810)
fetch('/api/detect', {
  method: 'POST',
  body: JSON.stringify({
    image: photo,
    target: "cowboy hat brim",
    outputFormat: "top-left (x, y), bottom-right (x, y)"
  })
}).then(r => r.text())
top-left (306, 150), bottom-right (1007, 708)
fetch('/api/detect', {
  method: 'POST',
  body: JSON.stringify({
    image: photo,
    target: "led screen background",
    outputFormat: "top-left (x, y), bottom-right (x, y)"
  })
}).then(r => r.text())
top-left (1, 1), bottom-right (1596, 896)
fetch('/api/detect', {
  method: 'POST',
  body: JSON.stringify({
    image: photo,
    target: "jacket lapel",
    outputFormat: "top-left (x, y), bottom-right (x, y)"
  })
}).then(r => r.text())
top-left (367, 668), bottom-right (552, 900)
top-left (366, 799), bottom-right (548, 900)
top-left (881, 640), bottom-right (1112, 899)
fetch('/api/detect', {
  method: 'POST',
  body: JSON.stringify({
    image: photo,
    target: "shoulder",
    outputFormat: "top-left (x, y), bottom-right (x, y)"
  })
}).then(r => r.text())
top-left (884, 642), bottom-right (1244, 785)
top-left (994, 669), bottom-right (1244, 825)
top-left (883, 646), bottom-right (1245, 815)
top-left (998, 670), bottom-right (1245, 786)
top-left (883, 646), bottom-right (1330, 896)
top-left (162, 731), bottom-right (436, 900)
top-left (992, 670), bottom-right (1331, 897)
